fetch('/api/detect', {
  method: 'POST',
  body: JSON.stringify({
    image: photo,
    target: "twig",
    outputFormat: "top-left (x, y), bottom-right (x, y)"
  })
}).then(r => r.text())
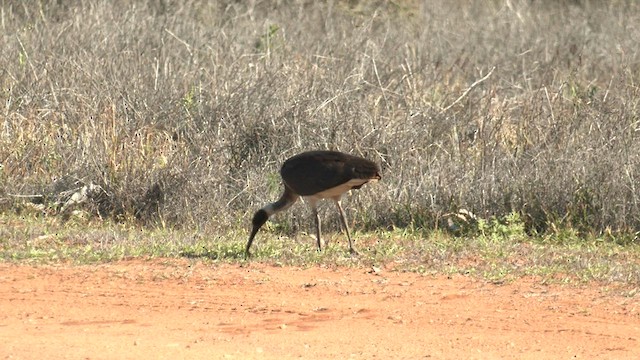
top-left (8, 194), bottom-right (44, 199)
top-left (440, 66), bottom-right (495, 114)
top-left (165, 28), bottom-right (193, 57)
top-left (372, 57), bottom-right (388, 107)
top-left (543, 86), bottom-right (555, 124)
top-left (15, 35), bottom-right (39, 82)
top-left (603, 75), bottom-right (614, 103)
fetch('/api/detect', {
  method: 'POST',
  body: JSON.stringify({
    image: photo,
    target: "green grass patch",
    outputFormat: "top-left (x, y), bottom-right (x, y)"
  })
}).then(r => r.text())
top-left (2, 212), bottom-right (639, 289)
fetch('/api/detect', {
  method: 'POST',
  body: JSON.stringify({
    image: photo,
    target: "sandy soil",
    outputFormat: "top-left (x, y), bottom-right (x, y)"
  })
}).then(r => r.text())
top-left (1, 259), bottom-right (638, 359)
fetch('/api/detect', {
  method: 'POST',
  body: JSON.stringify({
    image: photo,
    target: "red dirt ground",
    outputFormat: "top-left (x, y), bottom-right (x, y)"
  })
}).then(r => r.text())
top-left (1, 259), bottom-right (638, 359)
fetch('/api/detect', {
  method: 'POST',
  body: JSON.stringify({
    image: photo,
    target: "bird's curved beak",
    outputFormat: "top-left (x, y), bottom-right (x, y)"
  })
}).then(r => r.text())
top-left (245, 209), bottom-right (270, 257)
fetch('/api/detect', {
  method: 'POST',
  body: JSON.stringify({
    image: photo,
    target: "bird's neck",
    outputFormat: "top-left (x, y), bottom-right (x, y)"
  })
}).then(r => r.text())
top-left (264, 186), bottom-right (299, 216)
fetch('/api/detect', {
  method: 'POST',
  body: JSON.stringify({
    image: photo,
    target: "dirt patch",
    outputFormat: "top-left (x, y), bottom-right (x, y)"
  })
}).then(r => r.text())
top-left (1, 259), bottom-right (638, 359)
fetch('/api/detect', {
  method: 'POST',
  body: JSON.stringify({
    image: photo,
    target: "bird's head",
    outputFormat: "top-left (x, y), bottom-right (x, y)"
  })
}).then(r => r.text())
top-left (251, 209), bottom-right (269, 231)
top-left (246, 209), bottom-right (269, 257)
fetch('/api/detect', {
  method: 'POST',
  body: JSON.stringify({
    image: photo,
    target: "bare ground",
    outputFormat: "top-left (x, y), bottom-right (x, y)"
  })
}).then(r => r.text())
top-left (1, 260), bottom-right (639, 359)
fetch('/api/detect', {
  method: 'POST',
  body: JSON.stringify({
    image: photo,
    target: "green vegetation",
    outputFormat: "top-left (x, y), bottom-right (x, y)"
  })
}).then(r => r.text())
top-left (2, 211), bottom-right (639, 288)
top-left (1, 1), bottom-right (640, 286)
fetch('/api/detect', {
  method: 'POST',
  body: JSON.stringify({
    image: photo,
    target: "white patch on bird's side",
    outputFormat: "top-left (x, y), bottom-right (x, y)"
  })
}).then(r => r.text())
top-left (311, 178), bottom-right (374, 199)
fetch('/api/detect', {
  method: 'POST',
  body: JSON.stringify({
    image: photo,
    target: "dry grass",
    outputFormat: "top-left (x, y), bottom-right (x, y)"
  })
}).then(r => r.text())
top-left (1, 0), bottom-right (640, 240)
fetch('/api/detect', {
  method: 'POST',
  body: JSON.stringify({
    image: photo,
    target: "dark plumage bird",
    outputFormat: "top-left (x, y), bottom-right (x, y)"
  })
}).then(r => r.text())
top-left (245, 150), bottom-right (381, 257)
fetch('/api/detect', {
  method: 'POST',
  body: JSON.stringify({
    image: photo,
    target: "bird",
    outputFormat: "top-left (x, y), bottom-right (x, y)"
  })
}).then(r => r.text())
top-left (245, 150), bottom-right (381, 257)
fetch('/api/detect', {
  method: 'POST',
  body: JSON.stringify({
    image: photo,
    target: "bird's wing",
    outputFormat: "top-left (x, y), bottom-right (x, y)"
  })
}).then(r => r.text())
top-left (281, 157), bottom-right (352, 196)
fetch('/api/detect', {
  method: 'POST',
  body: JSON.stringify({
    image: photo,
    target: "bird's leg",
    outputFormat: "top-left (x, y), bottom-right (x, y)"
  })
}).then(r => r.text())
top-left (308, 199), bottom-right (322, 251)
top-left (334, 198), bottom-right (358, 255)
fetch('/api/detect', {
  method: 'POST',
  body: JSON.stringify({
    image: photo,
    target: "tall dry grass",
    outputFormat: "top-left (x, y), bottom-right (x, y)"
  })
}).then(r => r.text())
top-left (1, 0), bottom-right (639, 237)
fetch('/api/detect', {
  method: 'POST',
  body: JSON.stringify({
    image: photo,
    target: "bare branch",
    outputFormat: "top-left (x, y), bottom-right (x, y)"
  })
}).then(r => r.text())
top-left (440, 66), bottom-right (496, 114)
